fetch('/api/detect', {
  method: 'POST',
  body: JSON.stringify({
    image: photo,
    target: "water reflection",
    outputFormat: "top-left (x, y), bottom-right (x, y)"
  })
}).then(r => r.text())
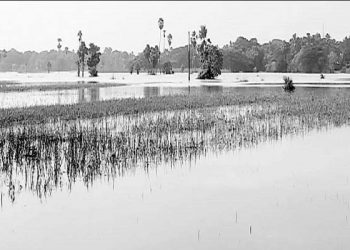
top-left (3, 86), bottom-right (350, 109)
top-left (0, 99), bottom-right (342, 204)
top-left (143, 86), bottom-right (160, 98)
top-left (78, 87), bottom-right (100, 103)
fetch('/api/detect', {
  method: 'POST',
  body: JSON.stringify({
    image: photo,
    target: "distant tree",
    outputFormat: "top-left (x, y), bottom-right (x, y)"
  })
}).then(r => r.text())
top-left (163, 30), bottom-right (166, 52)
top-left (294, 45), bottom-right (328, 73)
top-left (77, 41), bottom-right (88, 77)
top-left (129, 59), bottom-right (142, 74)
top-left (77, 30), bottom-right (82, 43)
top-left (158, 18), bottom-right (164, 51)
top-left (134, 60), bottom-right (141, 74)
top-left (143, 44), bottom-right (151, 70)
top-left (195, 25), bottom-right (223, 79)
top-left (64, 47), bottom-right (69, 55)
top-left (47, 61), bottom-right (51, 73)
top-left (0, 49), bottom-right (6, 61)
top-left (87, 43), bottom-right (101, 77)
top-left (143, 44), bottom-right (160, 74)
top-left (199, 25), bottom-right (207, 40)
top-left (162, 61), bottom-right (173, 74)
top-left (167, 33), bottom-right (173, 50)
top-left (263, 39), bottom-right (289, 72)
top-left (77, 31), bottom-right (83, 76)
top-left (158, 18), bottom-right (164, 73)
top-left (181, 64), bottom-right (185, 72)
top-left (150, 46), bottom-right (160, 74)
top-left (223, 48), bottom-right (254, 72)
top-left (328, 51), bottom-right (341, 72)
top-left (191, 31), bottom-right (198, 71)
top-left (57, 38), bottom-right (62, 51)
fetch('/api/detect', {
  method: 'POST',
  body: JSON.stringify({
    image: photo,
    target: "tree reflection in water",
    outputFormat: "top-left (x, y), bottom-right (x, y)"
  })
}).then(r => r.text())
top-left (78, 87), bottom-right (100, 103)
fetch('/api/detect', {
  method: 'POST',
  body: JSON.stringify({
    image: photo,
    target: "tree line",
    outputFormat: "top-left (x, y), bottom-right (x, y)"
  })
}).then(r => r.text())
top-left (0, 32), bottom-right (350, 74)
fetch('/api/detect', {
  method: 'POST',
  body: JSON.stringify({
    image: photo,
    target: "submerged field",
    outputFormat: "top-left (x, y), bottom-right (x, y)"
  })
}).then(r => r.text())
top-left (1, 78), bottom-right (350, 249)
top-left (1, 87), bottom-right (350, 200)
top-left (2, 72), bottom-right (350, 109)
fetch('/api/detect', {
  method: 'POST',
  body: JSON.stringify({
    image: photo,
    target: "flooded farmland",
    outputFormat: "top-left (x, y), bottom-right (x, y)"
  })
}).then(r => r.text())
top-left (1, 87), bottom-right (350, 249)
top-left (2, 72), bottom-right (350, 109)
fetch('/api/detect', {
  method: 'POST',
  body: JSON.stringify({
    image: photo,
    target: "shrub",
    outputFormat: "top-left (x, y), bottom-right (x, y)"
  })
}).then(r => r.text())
top-left (162, 61), bottom-right (174, 74)
top-left (283, 76), bottom-right (295, 92)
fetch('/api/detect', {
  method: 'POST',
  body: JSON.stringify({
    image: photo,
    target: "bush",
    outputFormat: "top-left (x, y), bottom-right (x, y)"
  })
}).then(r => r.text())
top-left (197, 43), bottom-right (223, 80)
top-left (88, 67), bottom-right (98, 77)
top-left (162, 61), bottom-right (174, 74)
top-left (282, 76), bottom-right (295, 92)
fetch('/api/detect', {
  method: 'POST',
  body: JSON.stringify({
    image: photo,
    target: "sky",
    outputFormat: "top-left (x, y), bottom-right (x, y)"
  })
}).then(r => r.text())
top-left (0, 1), bottom-right (349, 54)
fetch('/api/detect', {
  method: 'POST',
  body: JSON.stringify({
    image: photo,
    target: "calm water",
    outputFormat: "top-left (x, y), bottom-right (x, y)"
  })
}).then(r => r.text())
top-left (1, 72), bottom-right (350, 249)
top-left (0, 125), bottom-right (350, 250)
top-left (2, 72), bottom-right (350, 109)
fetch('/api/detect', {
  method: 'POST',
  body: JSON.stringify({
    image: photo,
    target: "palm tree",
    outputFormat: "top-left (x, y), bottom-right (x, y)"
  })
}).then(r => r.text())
top-left (0, 49), bottom-right (6, 60)
top-left (77, 30), bottom-right (82, 43)
top-left (158, 18), bottom-right (164, 51)
top-left (199, 25), bottom-right (207, 40)
top-left (163, 30), bottom-right (166, 52)
top-left (78, 41), bottom-right (88, 77)
top-left (158, 18), bottom-right (164, 73)
top-left (57, 38), bottom-right (62, 51)
top-left (65, 47), bottom-right (69, 55)
top-left (77, 30), bottom-right (83, 77)
top-left (191, 31), bottom-right (198, 73)
top-left (167, 33), bottom-right (173, 50)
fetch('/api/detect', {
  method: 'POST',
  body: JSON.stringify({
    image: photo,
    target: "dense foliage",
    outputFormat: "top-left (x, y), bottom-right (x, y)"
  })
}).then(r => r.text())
top-left (1, 32), bottom-right (350, 74)
top-left (87, 43), bottom-right (101, 77)
top-left (143, 44), bottom-right (160, 74)
top-left (162, 61), bottom-right (173, 74)
top-left (193, 26), bottom-right (223, 79)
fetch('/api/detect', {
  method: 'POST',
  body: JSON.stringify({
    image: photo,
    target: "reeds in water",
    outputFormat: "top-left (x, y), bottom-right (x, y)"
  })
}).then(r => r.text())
top-left (1, 89), bottom-right (350, 203)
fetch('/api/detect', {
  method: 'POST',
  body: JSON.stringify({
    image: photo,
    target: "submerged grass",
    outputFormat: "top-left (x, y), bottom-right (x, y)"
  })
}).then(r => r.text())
top-left (1, 88), bottom-right (350, 203)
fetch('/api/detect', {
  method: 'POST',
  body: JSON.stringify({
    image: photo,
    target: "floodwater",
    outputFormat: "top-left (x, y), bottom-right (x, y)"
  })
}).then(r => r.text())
top-left (1, 72), bottom-right (350, 249)
top-left (0, 123), bottom-right (350, 250)
top-left (2, 72), bottom-right (350, 108)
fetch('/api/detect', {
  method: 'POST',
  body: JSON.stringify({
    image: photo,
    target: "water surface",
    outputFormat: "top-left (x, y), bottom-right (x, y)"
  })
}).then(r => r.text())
top-left (0, 125), bottom-right (349, 250)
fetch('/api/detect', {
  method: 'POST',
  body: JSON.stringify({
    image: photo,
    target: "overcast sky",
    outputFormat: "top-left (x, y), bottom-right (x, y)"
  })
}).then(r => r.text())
top-left (0, 1), bottom-right (349, 53)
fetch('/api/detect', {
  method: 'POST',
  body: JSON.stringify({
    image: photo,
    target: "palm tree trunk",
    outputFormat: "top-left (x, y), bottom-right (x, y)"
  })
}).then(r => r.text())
top-left (81, 57), bottom-right (84, 77)
top-left (77, 62), bottom-right (80, 77)
top-left (159, 30), bottom-right (162, 74)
